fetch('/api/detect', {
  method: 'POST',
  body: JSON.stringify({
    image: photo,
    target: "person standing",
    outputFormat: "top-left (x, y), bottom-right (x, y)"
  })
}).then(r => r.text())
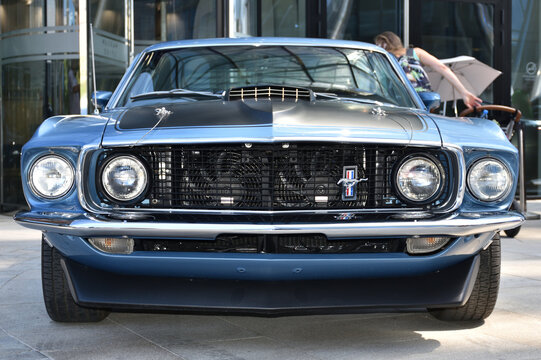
top-left (375, 31), bottom-right (482, 109)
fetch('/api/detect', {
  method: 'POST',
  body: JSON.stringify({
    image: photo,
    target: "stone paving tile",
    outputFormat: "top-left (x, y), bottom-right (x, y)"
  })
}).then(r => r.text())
top-left (500, 273), bottom-right (541, 289)
top-left (221, 313), bottom-right (445, 354)
top-left (0, 270), bottom-right (41, 306)
top-left (43, 344), bottom-right (183, 360)
top-left (0, 332), bottom-right (49, 360)
top-left (495, 287), bottom-right (541, 320)
top-left (109, 313), bottom-right (258, 345)
top-left (167, 336), bottom-right (322, 360)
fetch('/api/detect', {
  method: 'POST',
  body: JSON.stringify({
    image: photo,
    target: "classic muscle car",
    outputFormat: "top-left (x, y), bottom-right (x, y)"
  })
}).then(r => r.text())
top-left (15, 38), bottom-right (523, 322)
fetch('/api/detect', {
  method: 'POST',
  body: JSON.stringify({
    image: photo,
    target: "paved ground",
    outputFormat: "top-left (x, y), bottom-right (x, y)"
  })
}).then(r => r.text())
top-left (1, 205), bottom-right (541, 360)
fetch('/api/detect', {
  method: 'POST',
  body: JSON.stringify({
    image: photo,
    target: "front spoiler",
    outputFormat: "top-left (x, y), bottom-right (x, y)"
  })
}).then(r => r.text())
top-left (15, 211), bottom-right (524, 239)
top-left (63, 254), bottom-right (480, 312)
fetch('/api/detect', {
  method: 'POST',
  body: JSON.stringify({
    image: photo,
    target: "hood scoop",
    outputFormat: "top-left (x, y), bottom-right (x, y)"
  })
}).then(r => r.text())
top-left (227, 85), bottom-right (313, 102)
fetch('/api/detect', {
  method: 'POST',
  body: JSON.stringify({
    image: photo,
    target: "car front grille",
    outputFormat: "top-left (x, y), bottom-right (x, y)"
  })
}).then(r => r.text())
top-left (133, 234), bottom-right (405, 254)
top-left (98, 142), bottom-right (453, 211)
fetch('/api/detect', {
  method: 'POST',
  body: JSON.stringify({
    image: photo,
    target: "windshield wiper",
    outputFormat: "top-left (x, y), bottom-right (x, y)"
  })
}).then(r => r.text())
top-left (131, 88), bottom-right (223, 101)
top-left (313, 92), bottom-right (395, 107)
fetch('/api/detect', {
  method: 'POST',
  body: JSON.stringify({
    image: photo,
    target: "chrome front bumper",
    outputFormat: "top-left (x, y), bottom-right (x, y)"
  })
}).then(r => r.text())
top-left (14, 211), bottom-right (524, 239)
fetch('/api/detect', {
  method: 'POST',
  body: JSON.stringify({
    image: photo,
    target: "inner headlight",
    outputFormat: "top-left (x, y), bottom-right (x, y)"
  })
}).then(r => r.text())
top-left (395, 156), bottom-right (443, 203)
top-left (29, 155), bottom-right (74, 199)
top-left (101, 155), bottom-right (148, 202)
top-left (467, 158), bottom-right (512, 201)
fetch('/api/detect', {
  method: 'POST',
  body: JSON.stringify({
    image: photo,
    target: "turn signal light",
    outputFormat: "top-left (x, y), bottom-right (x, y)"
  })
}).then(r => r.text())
top-left (89, 237), bottom-right (134, 254)
top-left (406, 236), bottom-right (450, 254)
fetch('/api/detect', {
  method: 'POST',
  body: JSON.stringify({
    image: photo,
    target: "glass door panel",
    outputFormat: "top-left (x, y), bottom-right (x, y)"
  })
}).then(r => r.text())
top-left (412, 0), bottom-right (496, 108)
top-left (326, 0), bottom-right (402, 42)
top-left (511, 0), bottom-right (541, 197)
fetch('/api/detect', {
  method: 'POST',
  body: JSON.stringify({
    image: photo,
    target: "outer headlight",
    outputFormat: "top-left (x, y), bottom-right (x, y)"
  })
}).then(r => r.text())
top-left (395, 155), bottom-right (443, 204)
top-left (29, 155), bottom-right (75, 199)
top-left (101, 155), bottom-right (149, 202)
top-left (467, 158), bottom-right (512, 201)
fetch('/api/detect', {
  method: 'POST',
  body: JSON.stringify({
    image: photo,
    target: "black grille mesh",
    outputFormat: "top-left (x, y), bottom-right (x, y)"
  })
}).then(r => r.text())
top-left (134, 234), bottom-right (404, 254)
top-left (99, 143), bottom-right (452, 211)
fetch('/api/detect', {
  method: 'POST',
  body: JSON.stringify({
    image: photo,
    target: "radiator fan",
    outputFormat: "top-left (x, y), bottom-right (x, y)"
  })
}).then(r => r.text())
top-left (275, 149), bottom-right (343, 208)
top-left (184, 149), bottom-right (262, 207)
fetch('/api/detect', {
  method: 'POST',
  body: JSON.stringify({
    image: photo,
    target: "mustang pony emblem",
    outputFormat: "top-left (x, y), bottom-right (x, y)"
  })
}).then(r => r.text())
top-left (337, 166), bottom-right (368, 201)
top-left (155, 107), bottom-right (173, 121)
top-left (371, 107), bottom-right (387, 116)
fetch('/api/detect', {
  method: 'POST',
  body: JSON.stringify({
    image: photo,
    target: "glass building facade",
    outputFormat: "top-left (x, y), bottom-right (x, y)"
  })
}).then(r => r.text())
top-left (0, 0), bottom-right (540, 208)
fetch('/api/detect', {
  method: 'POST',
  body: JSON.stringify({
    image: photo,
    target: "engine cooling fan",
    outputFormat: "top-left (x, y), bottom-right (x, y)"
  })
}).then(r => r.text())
top-left (274, 147), bottom-right (368, 208)
top-left (183, 149), bottom-right (263, 207)
top-left (275, 149), bottom-right (342, 208)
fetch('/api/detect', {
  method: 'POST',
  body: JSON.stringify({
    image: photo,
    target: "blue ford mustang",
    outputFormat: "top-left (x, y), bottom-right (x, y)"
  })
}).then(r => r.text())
top-left (15, 38), bottom-right (523, 322)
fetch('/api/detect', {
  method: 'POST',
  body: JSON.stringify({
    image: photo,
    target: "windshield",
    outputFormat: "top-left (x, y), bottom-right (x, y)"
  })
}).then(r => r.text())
top-left (116, 45), bottom-right (417, 108)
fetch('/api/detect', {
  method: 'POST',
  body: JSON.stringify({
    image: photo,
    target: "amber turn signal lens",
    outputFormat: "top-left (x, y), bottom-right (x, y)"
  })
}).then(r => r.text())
top-left (88, 237), bottom-right (134, 254)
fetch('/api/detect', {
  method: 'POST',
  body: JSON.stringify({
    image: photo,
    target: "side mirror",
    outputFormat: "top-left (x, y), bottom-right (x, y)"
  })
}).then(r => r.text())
top-left (418, 92), bottom-right (441, 111)
top-left (91, 91), bottom-right (113, 113)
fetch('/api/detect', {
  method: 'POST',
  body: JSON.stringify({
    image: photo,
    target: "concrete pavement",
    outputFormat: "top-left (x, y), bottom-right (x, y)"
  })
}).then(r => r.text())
top-left (1, 206), bottom-right (541, 360)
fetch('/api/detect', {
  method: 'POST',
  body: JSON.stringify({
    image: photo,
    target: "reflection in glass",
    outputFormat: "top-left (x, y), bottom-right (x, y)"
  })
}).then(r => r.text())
top-left (117, 46), bottom-right (416, 108)
top-left (326, 0), bottom-right (401, 42)
top-left (511, 0), bottom-right (540, 120)
top-left (134, 0), bottom-right (216, 44)
top-left (260, 0), bottom-right (305, 37)
top-left (165, 0), bottom-right (216, 39)
top-left (511, 0), bottom-right (540, 197)
top-left (0, 0), bottom-right (44, 33)
top-left (2, 62), bottom-right (45, 204)
top-left (55, 0), bottom-right (78, 26)
top-left (231, 0), bottom-right (257, 37)
top-left (90, 0), bottom-right (125, 36)
top-left (228, 0), bottom-right (306, 37)
top-left (418, 1), bottom-right (494, 105)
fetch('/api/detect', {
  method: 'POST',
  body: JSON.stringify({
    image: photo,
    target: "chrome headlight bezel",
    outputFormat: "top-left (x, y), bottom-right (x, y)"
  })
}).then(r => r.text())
top-left (467, 158), bottom-right (512, 202)
top-left (393, 154), bottom-right (445, 205)
top-left (28, 154), bottom-right (75, 199)
top-left (99, 154), bottom-right (150, 204)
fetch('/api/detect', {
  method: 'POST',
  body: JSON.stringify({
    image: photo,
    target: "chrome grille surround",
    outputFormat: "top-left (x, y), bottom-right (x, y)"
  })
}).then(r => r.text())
top-left (91, 142), bottom-right (458, 213)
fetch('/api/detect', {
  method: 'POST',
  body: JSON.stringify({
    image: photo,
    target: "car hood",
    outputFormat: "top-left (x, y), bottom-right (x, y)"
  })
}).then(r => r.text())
top-left (101, 99), bottom-right (442, 147)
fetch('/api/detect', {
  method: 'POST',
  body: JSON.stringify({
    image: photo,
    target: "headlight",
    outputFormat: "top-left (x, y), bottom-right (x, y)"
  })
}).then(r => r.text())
top-left (395, 155), bottom-right (443, 203)
top-left (101, 155), bottom-right (148, 202)
top-left (467, 158), bottom-right (512, 201)
top-left (29, 155), bottom-right (74, 199)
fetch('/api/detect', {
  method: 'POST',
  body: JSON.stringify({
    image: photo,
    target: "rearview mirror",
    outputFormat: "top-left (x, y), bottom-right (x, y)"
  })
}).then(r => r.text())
top-left (418, 92), bottom-right (441, 111)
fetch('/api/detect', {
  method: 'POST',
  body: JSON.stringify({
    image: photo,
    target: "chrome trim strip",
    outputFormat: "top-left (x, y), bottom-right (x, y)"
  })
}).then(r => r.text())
top-left (102, 137), bottom-right (443, 147)
top-left (433, 145), bottom-right (465, 214)
top-left (77, 144), bottom-right (101, 214)
top-left (15, 211), bottom-right (524, 239)
top-left (80, 142), bottom-right (460, 215)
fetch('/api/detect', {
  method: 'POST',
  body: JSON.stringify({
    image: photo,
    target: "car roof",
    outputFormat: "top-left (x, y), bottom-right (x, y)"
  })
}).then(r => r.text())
top-left (144, 37), bottom-right (383, 53)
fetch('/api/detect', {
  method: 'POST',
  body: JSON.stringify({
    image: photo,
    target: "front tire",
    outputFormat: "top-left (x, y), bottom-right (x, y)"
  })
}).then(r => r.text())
top-left (504, 226), bottom-right (521, 238)
top-left (42, 236), bottom-right (109, 322)
top-left (429, 234), bottom-right (501, 322)
top-left (504, 200), bottom-right (521, 237)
